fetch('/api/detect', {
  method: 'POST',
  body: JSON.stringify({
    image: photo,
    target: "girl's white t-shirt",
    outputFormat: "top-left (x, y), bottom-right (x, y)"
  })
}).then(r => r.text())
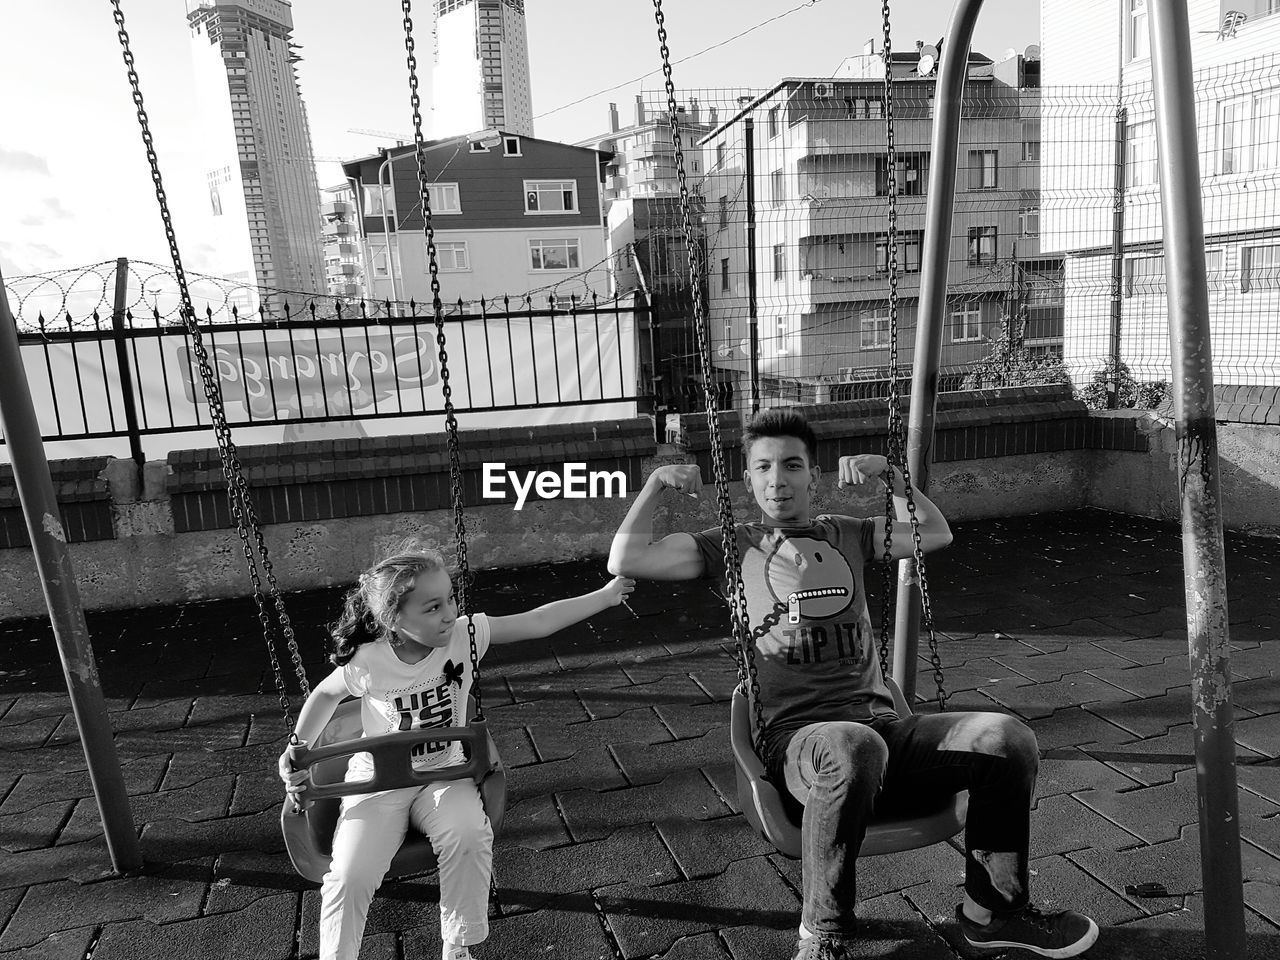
top-left (340, 613), bottom-right (491, 780)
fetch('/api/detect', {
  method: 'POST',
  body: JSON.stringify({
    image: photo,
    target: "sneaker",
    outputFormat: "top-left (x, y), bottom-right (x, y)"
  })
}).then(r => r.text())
top-left (956, 903), bottom-right (1099, 958)
top-left (792, 933), bottom-right (855, 960)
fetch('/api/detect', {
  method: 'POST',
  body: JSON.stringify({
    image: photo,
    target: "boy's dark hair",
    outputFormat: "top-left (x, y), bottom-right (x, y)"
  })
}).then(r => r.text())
top-left (741, 407), bottom-right (818, 465)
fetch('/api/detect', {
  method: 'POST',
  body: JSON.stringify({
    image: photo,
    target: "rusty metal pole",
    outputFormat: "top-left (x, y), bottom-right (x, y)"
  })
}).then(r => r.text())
top-left (893, 0), bottom-right (985, 698)
top-left (0, 266), bottom-right (142, 873)
top-left (1147, 3), bottom-right (1246, 958)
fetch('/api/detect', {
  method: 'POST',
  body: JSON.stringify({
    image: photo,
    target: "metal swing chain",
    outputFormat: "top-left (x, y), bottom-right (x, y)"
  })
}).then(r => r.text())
top-left (653, 0), bottom-right (763, 742)
top-left (109, 1), bottom-right (310, 737)
top-left (401, 0), bottom-right (482, 718)
top-left (877, 1), bottom-right (947, 710)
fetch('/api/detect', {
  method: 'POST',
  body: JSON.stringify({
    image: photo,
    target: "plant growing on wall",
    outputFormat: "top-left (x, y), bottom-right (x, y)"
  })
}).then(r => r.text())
top-left (961, 313), bottom-right (1072, 391)
top-left (1077, 362), bottom-right (1168, 410)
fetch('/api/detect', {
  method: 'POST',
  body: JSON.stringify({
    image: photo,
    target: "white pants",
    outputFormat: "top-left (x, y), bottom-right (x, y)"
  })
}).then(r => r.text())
top-left (319, 779), bottom-right (493, 960)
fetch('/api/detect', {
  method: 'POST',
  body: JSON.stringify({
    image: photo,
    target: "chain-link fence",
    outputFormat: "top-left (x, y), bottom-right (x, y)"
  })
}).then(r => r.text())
top-left (622, 58), bottom-right (1279, 413)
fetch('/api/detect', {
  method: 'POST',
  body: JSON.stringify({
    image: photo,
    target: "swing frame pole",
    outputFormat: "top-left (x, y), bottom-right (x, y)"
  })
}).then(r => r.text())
top-left (1148, 2), bottom-right (1245, 956)
top-left (892, 0), bottom-right (985, 699)
top-left (0, 265), bottom-right (141, 874)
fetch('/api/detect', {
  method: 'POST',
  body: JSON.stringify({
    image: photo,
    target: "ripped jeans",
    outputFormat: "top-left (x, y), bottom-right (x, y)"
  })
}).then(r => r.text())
top-left (764, 711), bottom-right (1039, 937)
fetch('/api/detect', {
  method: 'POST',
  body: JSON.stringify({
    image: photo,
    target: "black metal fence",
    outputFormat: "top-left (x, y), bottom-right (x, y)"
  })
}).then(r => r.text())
top-left (2, 280), bottom-right (645, 458)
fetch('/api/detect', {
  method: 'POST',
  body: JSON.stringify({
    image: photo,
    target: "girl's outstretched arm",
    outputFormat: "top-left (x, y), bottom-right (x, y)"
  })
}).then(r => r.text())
top-left (487, 576), bottom-right (635, 645)
top-left (277, 667), bottom-right (349, 794)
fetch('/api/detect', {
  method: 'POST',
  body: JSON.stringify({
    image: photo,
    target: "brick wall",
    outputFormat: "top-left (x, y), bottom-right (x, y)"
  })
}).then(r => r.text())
top-left (0, 457), bottom-right (115, 549)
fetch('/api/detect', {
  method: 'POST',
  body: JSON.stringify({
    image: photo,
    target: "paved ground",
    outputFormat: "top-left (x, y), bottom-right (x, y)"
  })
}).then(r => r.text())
top-left (0, 509), bottom-right (1277, 960)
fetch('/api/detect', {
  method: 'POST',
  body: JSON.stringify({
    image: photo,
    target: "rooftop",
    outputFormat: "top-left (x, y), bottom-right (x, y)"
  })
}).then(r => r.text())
top-left (1, 509), bottom-right (1277, 958)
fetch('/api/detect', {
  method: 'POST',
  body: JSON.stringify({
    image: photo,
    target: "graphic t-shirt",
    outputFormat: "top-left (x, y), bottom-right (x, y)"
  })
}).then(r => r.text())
top-left (341, 613), bottom-right (491, 780)
top-left (691, 517), bottom-right (897, 738)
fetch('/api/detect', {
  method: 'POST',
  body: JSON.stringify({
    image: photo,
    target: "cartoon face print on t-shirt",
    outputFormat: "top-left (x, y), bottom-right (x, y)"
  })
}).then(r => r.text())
top-left (760, 535), bottom-right (858, 624)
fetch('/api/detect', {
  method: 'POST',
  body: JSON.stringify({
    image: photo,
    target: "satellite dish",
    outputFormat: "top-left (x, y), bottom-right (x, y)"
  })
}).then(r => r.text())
top-left (917, 43), bottom-right (939, 75)
top-left (1023, 43), bottom-right (1041, 60)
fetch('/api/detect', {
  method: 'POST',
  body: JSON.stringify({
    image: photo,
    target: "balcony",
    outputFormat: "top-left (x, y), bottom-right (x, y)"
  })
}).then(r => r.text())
top-left (323, 220), bottom-right (354, 237)
top-left (327, 262), bottom-right (357, 278)
top-left (321, 199), bottom-right (352, 219)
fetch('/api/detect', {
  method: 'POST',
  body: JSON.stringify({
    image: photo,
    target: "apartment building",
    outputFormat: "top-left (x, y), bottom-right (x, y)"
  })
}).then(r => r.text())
top-left (341, 132), bottom-right (609, 305)
top-left (699, 44), bottom-right (1053, 406)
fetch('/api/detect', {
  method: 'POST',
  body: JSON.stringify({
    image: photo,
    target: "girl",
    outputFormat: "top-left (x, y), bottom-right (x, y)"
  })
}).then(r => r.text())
top-left (278, 542), bottom-right (634, 960)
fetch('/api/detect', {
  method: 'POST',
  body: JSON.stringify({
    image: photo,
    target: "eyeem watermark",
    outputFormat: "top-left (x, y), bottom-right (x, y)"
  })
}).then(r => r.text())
top-left (482, 462), bottom-right (627, 510)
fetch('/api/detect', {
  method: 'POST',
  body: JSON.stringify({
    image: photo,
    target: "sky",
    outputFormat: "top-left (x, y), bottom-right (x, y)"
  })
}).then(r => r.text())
top-left (1, 0), bottom-right (1039, 284)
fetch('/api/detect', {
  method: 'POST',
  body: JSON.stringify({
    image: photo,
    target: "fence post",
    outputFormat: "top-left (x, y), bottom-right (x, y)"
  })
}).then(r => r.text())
top-left (1148, 3), bottom-right (1246, 958)
top-left (745, 117), bottom-right (760, 416)
top-left (109, 258), bottom-right (145, 472)
top-left (0, 263), bottom-right (142, 874)
top-left (1109, 106), bottom-right (1129, 409)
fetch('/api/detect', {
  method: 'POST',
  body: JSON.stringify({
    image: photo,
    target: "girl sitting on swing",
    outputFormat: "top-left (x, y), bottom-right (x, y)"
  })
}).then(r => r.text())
top-left (278, 541), bottom-right (633, 960)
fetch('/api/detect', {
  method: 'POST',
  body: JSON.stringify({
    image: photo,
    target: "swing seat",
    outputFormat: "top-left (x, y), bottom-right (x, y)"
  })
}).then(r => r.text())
top-left (730, 680), bottom-right (967, 859)
top-left (281, 696), bottom-right (506, 884)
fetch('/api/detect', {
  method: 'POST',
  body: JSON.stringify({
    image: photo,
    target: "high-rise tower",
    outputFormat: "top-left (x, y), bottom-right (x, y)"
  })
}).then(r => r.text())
top-left (187, 0), bottom-right (325, 309)
top-left (432, 0), bottom-right (534, 139)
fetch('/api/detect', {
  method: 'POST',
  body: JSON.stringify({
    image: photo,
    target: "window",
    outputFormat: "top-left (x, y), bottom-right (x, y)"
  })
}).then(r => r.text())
top-left (435, 241), bottom-right (470, 272)
top-left (1216, 89), bottom-right (1280, 174)
top-left (716, 142), bottom-right (726, 169)
top-left (875, 154), bottom-right (928, 196)
top-left (718, 195), bottom-right (729, 230)
top-left (529, 238), bottom-right (580, 270)
top-left (847, 96), bottom-right (884, 119)
top-left (503, 136), bottom-right (521, 156)
top-left (860, 311), bottom-right (890, 350)
top-left (773, 243), bottom-right (786, 281)
top-left (968, 150), bottom-right (998, 190)
top-left (1125, 254), bottom-right (1165, 297)
top-left (1021, 121), bottom-right (1041, 162)
top-left (776, 317), bottom-right (790, 354)
top-left (1126, 119), bottom-right (1159, 187)
top-left (720, 257), bottom-right (730, 292)
top-left (427, 183), bottom-right (460, 214)
top-left (1241, 243), bottom-right (1280, 293)
top-left (1019, 207), bottom-right (1040, 237)
top-left (1128, 0), bottom-right (1149, 62)
top-left (968, 226), bottom-right (997, 265)
top-left (875, 235), bottom-right (922, 273)
top-left (951, 305), bottom-right (983, 342)
top-left (768, 105), bottom-right (780, 139)
top-left (362, 185), bottom-right (394, 219)
top-left (772, 169), bottom-right (784, 205)
top-left (525, 179), bottom-right (578, 213)
top-left (1206, 249), bottom-right (1225, 290)
top-left (470, 140), bottom-right (488, 153)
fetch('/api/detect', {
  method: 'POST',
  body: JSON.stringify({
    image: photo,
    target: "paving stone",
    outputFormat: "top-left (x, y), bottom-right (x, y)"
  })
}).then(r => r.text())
top-left (59, 776), bottom-right (236, 848)
top-left (507, 746), bottom-right (628, 804)
top-left (0, 866), bottom-right (209, 951)
top-left (202, 849), bottom-right (307, 915)
top-left (916, 657), bottom-right (1030, 697)
top-left (0, 838), bottom-right (117, 889)
top-left (557, 770), bottom-right (731, 843)
top-left (415, 892), bottom-right (615, 960)
top-left (1239, 764), bottom-right (1280, 808)
top-left (1089, 686), bottom-right (1253, 738)
top-left (718, 922), bottom-right (798, 960)
top-left (1088, 656), bottom-right (1201, 698)
top-left (1028, 705), bottom-right (1139, 752)
top-left (528, 708), bottom-right (674, 766)
top-left (0, 716), bottom-right (58, 751)
top-left (505, 662), bottom-right (632, 706)
top-left (982, 672), bottom-right (1136, 720)
top-left (835, 890), bottom-right (959, 958)
top-left (599, 857), bottom-right (798, 959)
top-left (654, 813), bottom-right (774, 879)
top-left (1027, 850), bottom-right (1147, 925)
top-left (1091, 635), bottom-right (1200, 666)
top-left (483, 698), bottom-right (591, 743)
top-left (47, 698), bottom-right (192, 747)
top-left (997, 643), bottom-right (1139, 683)
top-left (91, 890), bottom-right (297, 960)
top-left (768, 836), bottom-right (966, 907)
top-left (652, 700), bottom-right (728, 739)
top-left (932, 632), bottom-right (1055, 667)
top-left (497, 823), bottom-right (678, 911)
top-left (1036, 753), bottom-right (1145, 798)
top-left (0, 798), bottom-right (74, 852)
top-left (1086, 723), bottom-right (1268, 787)
top-left (0, 886), bottom-right (22, 935)
top-left (1103, 893), bottom-right (1280, 960)
top-left (618, 649), bottom-right (738, 687)
top-left (0, 926), bottom-right (94, 960)
top-left (1030, 793), bottom-right (1145, 857)
top-left (495, 795), bottom-right (571, 851)
top-left (1078, 768), bottom-right (1279, 846)
top-left (610, 729), bottom-right (728, 787)
top-left (576, 674), bottom-right (713, 722)
top-left (140, 809), bottom-right (283, 861)
top-left (655, 931), bottom-right (733, 960)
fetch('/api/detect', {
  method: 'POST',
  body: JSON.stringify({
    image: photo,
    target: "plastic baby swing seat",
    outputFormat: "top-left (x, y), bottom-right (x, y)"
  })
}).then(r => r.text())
top-left (281, 696), bottom-right (506, 884)
top-left (730, 679), bottom-right (968, 859)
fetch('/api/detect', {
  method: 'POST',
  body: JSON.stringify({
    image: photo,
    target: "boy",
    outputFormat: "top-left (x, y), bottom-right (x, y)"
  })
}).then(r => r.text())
top-left (608, 408), bottom-right (1098, 960)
